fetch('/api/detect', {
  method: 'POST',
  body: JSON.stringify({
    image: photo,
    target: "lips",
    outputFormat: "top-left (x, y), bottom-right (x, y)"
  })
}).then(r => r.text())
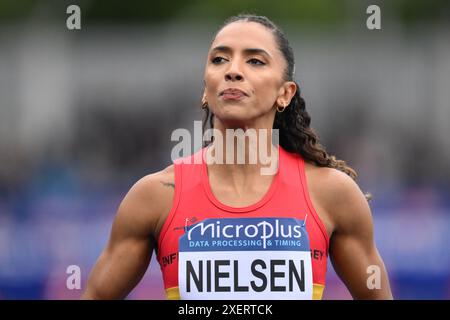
top-left (219, 88), bottom-right (248, 100)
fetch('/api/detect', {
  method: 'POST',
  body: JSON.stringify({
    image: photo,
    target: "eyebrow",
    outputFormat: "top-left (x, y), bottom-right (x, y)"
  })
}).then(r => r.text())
top-left (210, 45), bottom-right (271, 59)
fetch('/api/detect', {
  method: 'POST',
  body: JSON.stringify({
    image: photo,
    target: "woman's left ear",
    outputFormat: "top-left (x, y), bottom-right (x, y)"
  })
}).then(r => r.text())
top-left (278, 81), bottom-right (297, 106)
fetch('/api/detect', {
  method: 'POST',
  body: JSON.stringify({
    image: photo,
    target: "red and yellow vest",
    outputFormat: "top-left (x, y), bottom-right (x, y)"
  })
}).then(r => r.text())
top-left (157, 145), bottom-right (329, 300)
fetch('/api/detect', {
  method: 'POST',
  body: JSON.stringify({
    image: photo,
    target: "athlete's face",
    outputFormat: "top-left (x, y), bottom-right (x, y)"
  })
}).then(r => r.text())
top-left (203, 21), bottom-right (296, 128)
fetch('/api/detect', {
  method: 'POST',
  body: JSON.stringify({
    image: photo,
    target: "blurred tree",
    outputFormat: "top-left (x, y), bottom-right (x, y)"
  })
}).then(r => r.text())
top-left (0, 0), bottom-right (448, 26)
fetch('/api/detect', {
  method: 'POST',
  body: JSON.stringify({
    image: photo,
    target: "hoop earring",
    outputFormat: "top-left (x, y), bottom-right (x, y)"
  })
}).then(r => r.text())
top-left (276, 104), bottom-right (286, 113)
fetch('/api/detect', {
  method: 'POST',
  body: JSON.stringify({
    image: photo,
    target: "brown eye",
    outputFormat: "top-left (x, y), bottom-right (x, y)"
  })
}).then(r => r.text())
top-left (211, 56), bottom-right (226, 64)
top-left (248, 58), bottom-right (265, 65)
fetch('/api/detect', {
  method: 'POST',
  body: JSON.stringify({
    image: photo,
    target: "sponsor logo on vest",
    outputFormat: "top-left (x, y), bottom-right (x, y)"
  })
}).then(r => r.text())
top-left (178, 217), bottom-right (313, 299)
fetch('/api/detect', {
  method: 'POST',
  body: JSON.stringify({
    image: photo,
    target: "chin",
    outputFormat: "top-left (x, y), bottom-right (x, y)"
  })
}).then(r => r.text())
top-left (216, 106), bottom-right (250, 123)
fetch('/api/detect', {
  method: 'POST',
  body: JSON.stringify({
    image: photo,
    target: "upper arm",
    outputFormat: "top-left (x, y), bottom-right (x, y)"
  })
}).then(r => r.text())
top-left (82, 169), bottom-right (173, 299)
top-left (324, 171), bottom-right (393, 299)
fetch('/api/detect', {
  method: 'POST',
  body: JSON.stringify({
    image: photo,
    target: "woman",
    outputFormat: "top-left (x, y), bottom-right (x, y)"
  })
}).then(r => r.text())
top-left (82, 14), bottom-right (393, 300)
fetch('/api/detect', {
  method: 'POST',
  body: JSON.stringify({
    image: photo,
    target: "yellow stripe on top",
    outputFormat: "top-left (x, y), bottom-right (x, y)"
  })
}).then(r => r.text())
top-left (313, 284), bottom-right (324, 300)
top-left (165, 284), bottom-right (325, 300)
top-left (166, 287), bottom-right (181, 300)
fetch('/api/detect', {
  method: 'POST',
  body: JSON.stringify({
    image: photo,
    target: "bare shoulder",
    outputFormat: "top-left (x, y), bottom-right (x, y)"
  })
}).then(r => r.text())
top-left (115, 164), bottom-right (175, 240)
top-left (135, 164), bottom-right (175, 193)
top-left (304, 162), bottom-right (371, 235)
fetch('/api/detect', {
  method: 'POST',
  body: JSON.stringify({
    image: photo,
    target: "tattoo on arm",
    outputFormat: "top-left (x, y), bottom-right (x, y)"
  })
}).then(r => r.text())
top-left (160, 181), bottom-right (175, 188)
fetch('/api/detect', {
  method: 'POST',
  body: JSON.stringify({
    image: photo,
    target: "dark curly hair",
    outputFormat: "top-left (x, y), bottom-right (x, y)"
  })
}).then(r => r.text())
top-left (202, 14), bottom-right (359, 182)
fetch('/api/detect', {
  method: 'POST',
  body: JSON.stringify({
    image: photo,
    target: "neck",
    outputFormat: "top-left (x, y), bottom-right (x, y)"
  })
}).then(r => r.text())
top-left (205, 130), bottom-right (279, 177)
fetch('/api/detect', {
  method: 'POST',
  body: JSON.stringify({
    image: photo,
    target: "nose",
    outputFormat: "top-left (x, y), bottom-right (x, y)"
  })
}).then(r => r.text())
top-left (225, 72), bottom-right (243, 81)
top-left (225, 61), bottom-right (244, 81)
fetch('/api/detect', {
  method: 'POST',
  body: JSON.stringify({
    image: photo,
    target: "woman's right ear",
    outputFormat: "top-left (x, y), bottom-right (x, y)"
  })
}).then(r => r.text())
top-left (201, 93), bottom-right (207, 105)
